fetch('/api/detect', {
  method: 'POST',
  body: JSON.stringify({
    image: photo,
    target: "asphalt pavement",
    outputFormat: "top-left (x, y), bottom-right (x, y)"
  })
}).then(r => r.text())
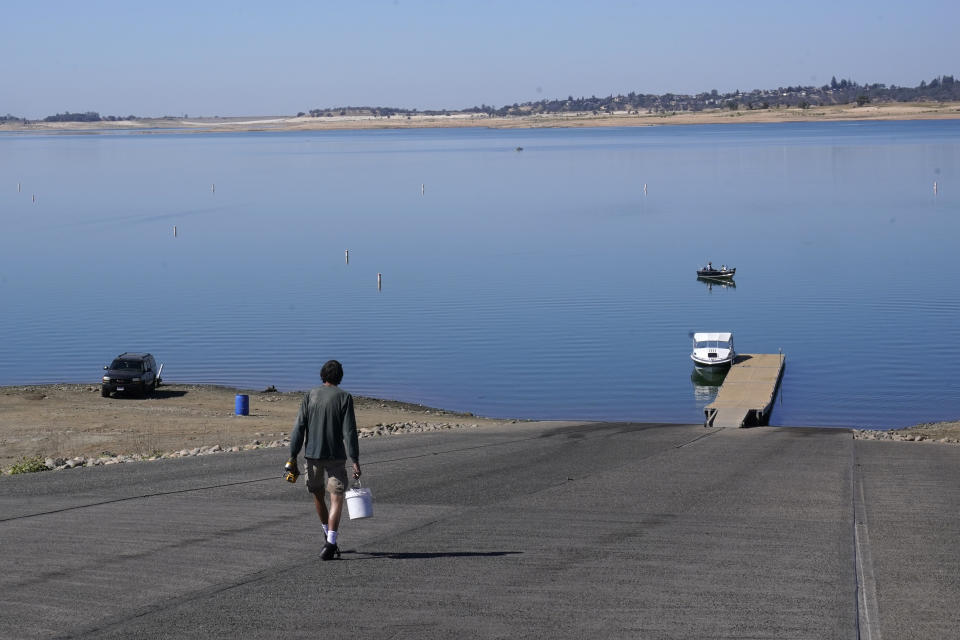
top-left (1, 421), bottom-right (957, 639)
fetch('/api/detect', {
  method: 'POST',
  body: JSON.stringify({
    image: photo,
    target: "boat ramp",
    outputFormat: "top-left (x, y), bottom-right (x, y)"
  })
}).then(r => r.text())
top-left (704, 353), bottom-right (785, 428)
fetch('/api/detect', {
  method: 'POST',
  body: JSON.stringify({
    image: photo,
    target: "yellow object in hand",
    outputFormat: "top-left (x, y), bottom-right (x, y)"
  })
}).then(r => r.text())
top-left (283, 459), bottom-right (300, 483)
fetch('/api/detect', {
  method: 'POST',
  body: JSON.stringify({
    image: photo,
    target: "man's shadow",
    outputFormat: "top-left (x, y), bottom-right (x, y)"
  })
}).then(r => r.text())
top-left (346, 550), bottom-right (522, 560)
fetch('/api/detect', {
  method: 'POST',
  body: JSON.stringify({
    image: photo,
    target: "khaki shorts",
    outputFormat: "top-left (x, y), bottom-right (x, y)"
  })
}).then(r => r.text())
top-left (305, 458), bottom-right (348, 496)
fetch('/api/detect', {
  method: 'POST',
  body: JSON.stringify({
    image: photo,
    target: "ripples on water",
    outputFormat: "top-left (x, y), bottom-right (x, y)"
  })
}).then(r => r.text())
top-left (1, 122), bottom-right (958, 427)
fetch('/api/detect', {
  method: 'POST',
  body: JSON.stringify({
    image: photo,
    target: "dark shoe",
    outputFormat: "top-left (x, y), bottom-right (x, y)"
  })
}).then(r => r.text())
top-left (320, 542), bottom-right (340, 561)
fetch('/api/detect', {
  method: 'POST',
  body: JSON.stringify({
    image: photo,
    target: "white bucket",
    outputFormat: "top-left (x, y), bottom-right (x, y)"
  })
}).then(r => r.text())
top-left (345, 483), bottom-right (373, 519)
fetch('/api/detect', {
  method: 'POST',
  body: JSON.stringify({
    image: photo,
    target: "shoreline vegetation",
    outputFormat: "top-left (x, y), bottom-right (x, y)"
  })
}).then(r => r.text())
top-left (1, 383), bottom-right (958, 475)
top-left (2, 101), bottom-right (960, 135)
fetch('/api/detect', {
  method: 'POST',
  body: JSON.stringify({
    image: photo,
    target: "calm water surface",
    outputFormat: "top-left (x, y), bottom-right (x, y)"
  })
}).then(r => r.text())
top-left (1, 121), bottom-right (958, 427)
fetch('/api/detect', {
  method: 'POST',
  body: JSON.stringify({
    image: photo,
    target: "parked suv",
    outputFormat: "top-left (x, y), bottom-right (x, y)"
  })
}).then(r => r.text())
top-left (101, 353), bottom-right (162, 397)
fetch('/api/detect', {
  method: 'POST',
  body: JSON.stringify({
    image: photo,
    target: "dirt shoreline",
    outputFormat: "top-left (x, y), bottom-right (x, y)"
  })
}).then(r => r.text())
top-left (2, 383), bottom-right (958, 473)
top-left (2, 102), bottom-right (959, 135)
top-left (0, 383), bottom-right (537, 473)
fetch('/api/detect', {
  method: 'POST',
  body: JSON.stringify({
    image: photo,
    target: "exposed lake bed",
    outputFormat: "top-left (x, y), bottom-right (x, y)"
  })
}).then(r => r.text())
top-left (0, 383), bottom-right (545, 472)
top-left (4, 101), bottom-right (959, 134)
top-left (0, 382), bottom-right (956, 475)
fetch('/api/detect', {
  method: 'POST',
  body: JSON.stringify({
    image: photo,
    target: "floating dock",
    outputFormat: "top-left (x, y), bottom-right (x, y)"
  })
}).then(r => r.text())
top-left (704, 353), bottom-right (785, 428)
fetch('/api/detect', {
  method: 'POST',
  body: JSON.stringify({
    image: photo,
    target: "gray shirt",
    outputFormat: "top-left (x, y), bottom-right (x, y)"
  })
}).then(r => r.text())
top-left (288, 385), bottom-right (359, 462)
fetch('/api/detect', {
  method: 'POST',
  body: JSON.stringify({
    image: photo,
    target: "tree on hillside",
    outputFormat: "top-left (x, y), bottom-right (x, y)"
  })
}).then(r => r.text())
top-left (44, 111), bottom-right (101, 122)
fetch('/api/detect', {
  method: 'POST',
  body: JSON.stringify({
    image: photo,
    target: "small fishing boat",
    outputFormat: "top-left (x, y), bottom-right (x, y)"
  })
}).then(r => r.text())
top-left (691, 332), bottom-right (735, 368)
top-left (696, 262), bottom-right (736, 279)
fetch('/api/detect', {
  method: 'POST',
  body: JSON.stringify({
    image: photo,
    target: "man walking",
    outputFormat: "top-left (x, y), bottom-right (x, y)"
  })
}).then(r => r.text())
top-left (288, 360), bottom-right (361, 561)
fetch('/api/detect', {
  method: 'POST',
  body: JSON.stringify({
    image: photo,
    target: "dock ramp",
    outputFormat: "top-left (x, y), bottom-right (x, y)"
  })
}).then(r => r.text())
top-left (704, 353), bottom-right (785, 428)
top-left (707, 408), bottom-right (751, 428)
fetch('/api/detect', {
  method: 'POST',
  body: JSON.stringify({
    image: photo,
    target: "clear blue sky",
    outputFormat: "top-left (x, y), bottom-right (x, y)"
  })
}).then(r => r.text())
top-left (2, 0), bottom-right (957, 119)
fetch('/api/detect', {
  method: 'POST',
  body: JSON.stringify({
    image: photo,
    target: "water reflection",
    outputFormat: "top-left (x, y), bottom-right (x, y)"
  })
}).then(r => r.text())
top-left (697, 276), bottom-right (736, 292)
top-left (690, 367), bottom-right (728, 405)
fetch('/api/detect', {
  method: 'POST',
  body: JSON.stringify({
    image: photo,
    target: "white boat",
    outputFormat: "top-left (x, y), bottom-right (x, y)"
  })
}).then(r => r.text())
top-left (691, 332), bottom-right (735, 368)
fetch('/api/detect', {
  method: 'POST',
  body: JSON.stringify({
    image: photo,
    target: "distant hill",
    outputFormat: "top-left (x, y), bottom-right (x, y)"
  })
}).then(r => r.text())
top-left (5, 75), bottom-right (957, 123)
top-left (461, 75), bottom-right (960, 117)
top-left (302, 74), bottom-right (959, 119)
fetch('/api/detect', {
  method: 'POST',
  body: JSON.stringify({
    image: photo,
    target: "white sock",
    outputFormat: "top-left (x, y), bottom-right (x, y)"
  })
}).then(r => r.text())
top-left (321, 524), bottom-right (329, 537)
top-left (327, 530), bottom-right (338, 545)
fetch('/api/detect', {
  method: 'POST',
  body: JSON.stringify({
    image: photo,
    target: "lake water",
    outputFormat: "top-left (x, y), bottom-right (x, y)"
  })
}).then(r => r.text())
top-left (1, 121), bottom-right (958, 428)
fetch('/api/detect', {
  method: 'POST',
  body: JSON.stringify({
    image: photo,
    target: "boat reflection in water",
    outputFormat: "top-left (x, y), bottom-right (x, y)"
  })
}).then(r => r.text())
top-left (697, 276), bottom-right (736, 292)
top-left (691, 366), bottom-right (728, 407)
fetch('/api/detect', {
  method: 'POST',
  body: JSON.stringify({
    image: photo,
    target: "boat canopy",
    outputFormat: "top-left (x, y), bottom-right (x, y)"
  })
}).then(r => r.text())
top-left (693, 332), bottom-right (732, 342)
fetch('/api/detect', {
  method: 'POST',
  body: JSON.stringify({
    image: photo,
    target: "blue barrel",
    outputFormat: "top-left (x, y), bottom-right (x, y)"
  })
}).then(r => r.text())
top-left (235, 394), bottom-right (249, 416)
